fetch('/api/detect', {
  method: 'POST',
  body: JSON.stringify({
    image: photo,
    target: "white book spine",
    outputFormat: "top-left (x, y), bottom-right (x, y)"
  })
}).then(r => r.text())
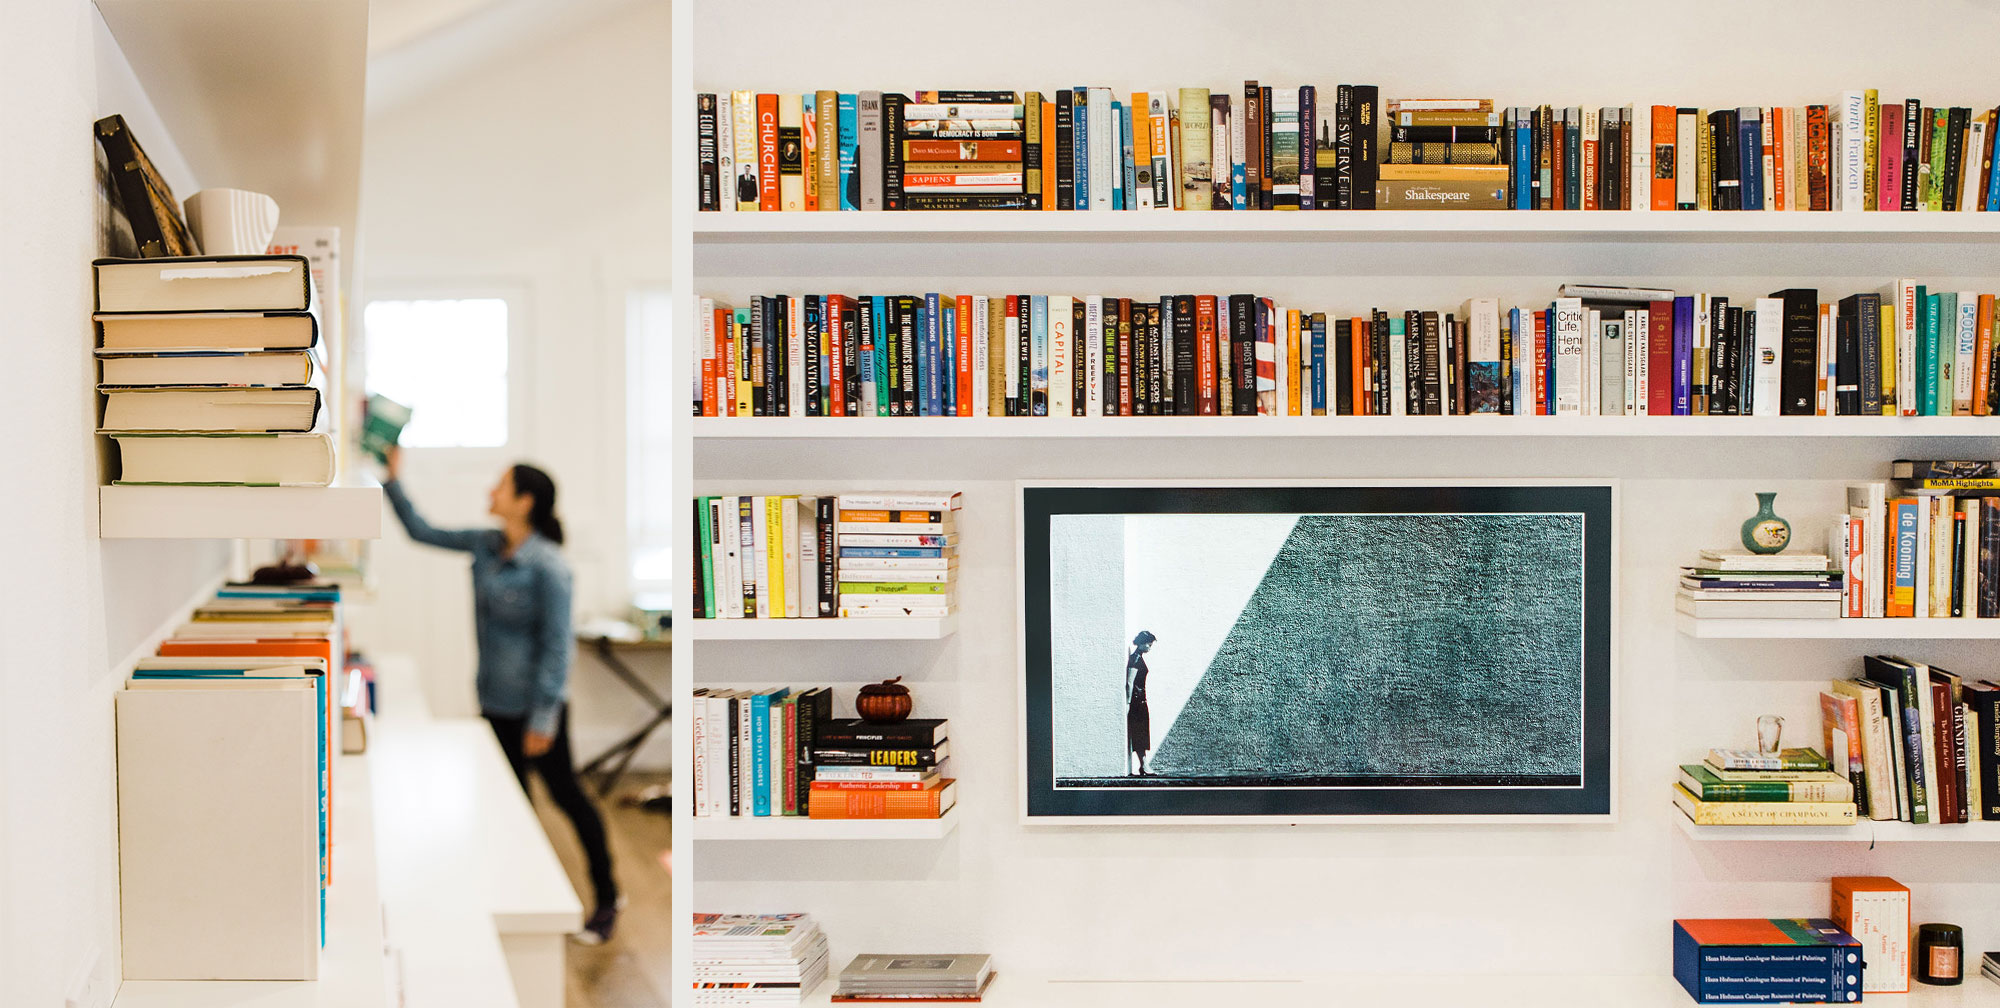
top-left (1838, 90), bottom-right (1866, 211)
top-left (1390, 318), bottom-right (1409, 417)
top-left (750, 496), bottom-right (770, 618)
top-left (1820, 303), bottom-right (1837, 415)
top-left (787, 295), bottom-right (805, 417)
top-left (1210, 98), bottom-right (1231, 210)
top-left (1932, 497), bottom-right (1954, 617)
top-left (1955, 293), bottom-right (1978, 413)
top-left (1633, 308), bottom-right (1650, 415)
top-left (1760, 107), bottom-right (1776, 211)
top-left (1629, 104), bottom-right (1649, 211)
top-left (1049, 295), bottom-right (1073, 418)
top-left (1965, 117), bottom-right (1989, 212)
top-left (690, 697), bottom-right (708, 816)
top-left (705, 694), bottom-right (730, 812)
top-left (735, 694), bottom-right (753, 815)
top-left (698, 297), bottom-right (717, 411)
top-left (1229, 94), bottom-right (1247, 210)
top-left (1084, 296), bottom-right (1104, 417)
top-left (971, 295), bottom-right (989, 418)
top-left (1554, 298), bottom-right (1585, 415)
top-left (1622, 309), bottom-right (1639, 415)
top-left (717, 92), bottom-right (736, 212)
top-left (1914, 502), bottom-right (1930, 619)
top-left (719, 496), bottom-right (743, 618)
top-left (780, 496), bottom-right (800, 618)
top-left (1272, 306), bottom-right (1289, 415)
top-left (1896, 280), bottom-right (1918, 415)
top-left (1004, 302), bottom-right (1021, 405)
top-left (796, 496), bottom-right (820, 618)
top-left (1675, 110), bottom-right (1698, 208)
top-left (1586, 308), bottom-right (1602, 416)
top-left (1791, 105), bottom-right (1808, 211)
top-left (1750, 297), bottom-right (1781, 416)
top-left (1090, 88), bottom-right (1115, 212)
top-left (1963, 499), bottom-right (1982, 618)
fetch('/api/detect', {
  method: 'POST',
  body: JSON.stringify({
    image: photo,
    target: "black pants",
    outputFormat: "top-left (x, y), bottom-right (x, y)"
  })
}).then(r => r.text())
top-left (484, 705), bottom-right (619, 913)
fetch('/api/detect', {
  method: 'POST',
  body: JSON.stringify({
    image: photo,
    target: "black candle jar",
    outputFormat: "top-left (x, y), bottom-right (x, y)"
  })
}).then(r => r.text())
top-left (1917, 923), bottom-right (1963, 986)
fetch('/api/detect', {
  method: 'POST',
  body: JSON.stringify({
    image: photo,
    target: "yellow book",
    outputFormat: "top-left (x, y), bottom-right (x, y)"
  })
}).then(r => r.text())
top-left (778, 94), bottom-right (805, 212)
top-left (1673, 784), bottom-right (1858, 826)
top-left (765, 496), bottom-right (787, 617)
top-left (1879, 301), bottom-right (1896, 415)
top-left (1696, 110), bottom-right (1712, 211)
top-left (1863, 89), bottom-right (1879, 212)
top-left (1287, 310), bottom-right (1302, 416)
top-left (731, 90), bottom-right (759, 211)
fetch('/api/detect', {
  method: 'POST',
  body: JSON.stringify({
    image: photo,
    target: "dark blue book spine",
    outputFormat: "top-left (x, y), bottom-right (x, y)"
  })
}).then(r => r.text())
top-left (1738, 111), bottom-right (1764, 210)
top-left (1310, 314), bottom-right (1327, 413)
top-left (1073, 88), bottom-right (1089, 210)
top-left (1564, 110), bottom-right (1581, 209)
top-left (939, 301), bottom-right (956, 416)
top-left (1513, 109), bottom-right (1533, 209)
top-left (923, 292), bottom-right (943, 416)
top-left (1116, 100), bottom-right (1132, 211)
top-left (1671, 295), bottom-right (1694, 414)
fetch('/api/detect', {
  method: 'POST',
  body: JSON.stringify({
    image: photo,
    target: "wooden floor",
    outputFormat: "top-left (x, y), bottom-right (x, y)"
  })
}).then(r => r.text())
top-left (532, 771), bottom-right (674, 1008)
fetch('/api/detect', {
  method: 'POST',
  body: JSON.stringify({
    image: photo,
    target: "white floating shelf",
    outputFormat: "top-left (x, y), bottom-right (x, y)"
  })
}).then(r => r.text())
top-left (789, 972), bottom-right (2000, 1008)
top-left (1676, 614), bottom-right (2000, 639)
top-left (99, 483), bottom-right (383, 540)
top-left (689, 807), bottom-right (958, 841)
top-left (1676, 815), bottom-right (2000, 843)
top-left (696, 416), bottom-right (2000, 440)
top-left (684, 613), bottom-right (955, 640)
top-left (695, 208), bottom-right (2000, 244)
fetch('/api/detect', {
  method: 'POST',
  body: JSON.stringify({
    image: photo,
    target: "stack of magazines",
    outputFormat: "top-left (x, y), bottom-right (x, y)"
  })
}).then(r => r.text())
top-left (692, 913), bottom-right (830, 1005)
top-left (832, 953), bottom-right (994, 1003)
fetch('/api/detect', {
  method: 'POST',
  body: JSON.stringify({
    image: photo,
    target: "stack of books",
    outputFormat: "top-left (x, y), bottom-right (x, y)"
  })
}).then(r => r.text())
top-left (690, 491), bottom-right (961, 619)
top-left (116, 581), bottom-right (343, 979)
top-left (1982, 950), bottom-right (2000, 986)
top-left (1676, 550), bottom-right (1840, 620)
top-left (1673, 747), bottom-right (1859, 826)
top-left (836, 492), bottom-right (959, 617)
top-left (832, 953), bottom-right (995, 1004)
top-left (897, 92), bottom-right (1030, 211)
top-left (94, 255), bottom-right (331, 486)
top-left (1826, 655), bottom-right (2000, 824)
top-left (1838, 463), bottom-right (2000, 620)
top-left (1379, 99), bottom-right (1507, 210)
top-left (692, 913), bottom-right (830, 1006)
top-left (808, 717), bottom-right (957, 821)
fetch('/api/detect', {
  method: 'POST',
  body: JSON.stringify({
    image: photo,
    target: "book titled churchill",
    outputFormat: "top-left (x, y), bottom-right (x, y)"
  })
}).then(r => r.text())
top-left (1672, 919), bottom-right (1862, 1005)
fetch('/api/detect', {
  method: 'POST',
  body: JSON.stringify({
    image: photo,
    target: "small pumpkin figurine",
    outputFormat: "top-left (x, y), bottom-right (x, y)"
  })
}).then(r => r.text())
top-left (856, 677), bottom-right (913, 723)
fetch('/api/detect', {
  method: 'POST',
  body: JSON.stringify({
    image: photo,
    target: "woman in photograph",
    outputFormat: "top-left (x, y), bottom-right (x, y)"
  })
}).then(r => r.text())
top-left (1126, 630), bottom-right (1157, 776)
top-left (382, 447), bottom-right (622, 944)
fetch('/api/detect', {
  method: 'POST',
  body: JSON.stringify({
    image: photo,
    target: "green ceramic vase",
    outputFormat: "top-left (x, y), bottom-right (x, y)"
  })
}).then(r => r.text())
top-left (1740, 492), bottom-right (1791, 555)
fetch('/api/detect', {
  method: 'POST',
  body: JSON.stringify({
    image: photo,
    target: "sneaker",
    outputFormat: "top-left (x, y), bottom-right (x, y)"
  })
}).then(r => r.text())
top-left (570, 897), bottom-right (626, 946)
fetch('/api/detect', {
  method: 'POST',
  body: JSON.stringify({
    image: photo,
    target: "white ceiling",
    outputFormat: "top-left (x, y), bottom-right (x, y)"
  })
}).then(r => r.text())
top-left (365, 0), bottom-right (656, 111)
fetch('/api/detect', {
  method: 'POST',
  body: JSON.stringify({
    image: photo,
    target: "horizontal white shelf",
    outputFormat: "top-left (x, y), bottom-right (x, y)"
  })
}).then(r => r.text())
top-left (97, 0), bottom-right (367, 258)
top-left (114, 755), bottom-right (386, 1008)
top-left (684, 613), bottom-right (955, 640)
top-left (1676, 815), bottom-right (2000, 842)
top-left (695, 416), bottom-right (2000, 440)
top-left (1676, 614), bottom-right (2000, 639)
top-left (787, 972), bottom-right (2000, 1007)
top-left (99, 483), bottom-right (383, 540)
top-left (688, 807), bottom-right (958, 841)
top-left (695, 208), bottom-right (2000, 244)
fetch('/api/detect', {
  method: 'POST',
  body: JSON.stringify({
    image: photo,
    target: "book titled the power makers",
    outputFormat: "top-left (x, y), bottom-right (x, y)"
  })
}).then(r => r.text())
top-left (1673, 918), bottom-right (1863, 1004)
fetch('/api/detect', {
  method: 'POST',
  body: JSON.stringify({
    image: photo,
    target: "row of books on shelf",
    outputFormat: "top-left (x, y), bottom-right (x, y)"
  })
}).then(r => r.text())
top-left (695, 283), bottom-right (2000, 419)
top-left (92, 252), bottom-right (339, 486)
top-left (692, 491), bottom-right (961, 619)
top-left (695, 87), bottom-right (2000, 213)
top-left (116, 581), bottom-right (348, 980)
top-left (1674, 655), bottom-right (2000, 826)
top-left (688, 687), bottom-right (955, 820)
top-left (694, 913), bottom-right (994, 1005)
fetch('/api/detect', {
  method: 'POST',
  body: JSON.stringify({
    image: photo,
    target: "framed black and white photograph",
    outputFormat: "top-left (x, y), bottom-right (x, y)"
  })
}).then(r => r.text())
top-left (1018, 481), bottom-right (1616, 823)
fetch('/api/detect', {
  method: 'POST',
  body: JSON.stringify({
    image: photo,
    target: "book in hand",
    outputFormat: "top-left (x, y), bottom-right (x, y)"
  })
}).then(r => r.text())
top-left (93, 255), bottom-right (314, 313)
top-left (110, 433), bottom-right (334, 486)
top-left (360, 394), bottom-right (412, 464)
top-left (833, 953), bottom-right (995, 1003)
top-left (807, 777), bottom-right (956, 819)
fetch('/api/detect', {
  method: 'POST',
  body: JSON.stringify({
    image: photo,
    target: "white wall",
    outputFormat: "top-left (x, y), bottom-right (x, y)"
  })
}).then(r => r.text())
top-left (356, 0), bottom-right (672, 764)
top-left (0, 4), bottom-right (230, 1004)
top-left (684, 0), bottom-right (2000, 984)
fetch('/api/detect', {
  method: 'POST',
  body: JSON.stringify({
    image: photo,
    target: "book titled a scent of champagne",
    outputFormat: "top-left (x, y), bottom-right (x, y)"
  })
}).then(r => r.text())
top-left (1673, 785), bottom-right (1859, 826)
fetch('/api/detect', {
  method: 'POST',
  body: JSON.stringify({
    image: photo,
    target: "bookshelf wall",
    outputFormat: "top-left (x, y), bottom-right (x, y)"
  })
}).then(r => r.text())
top-left (671, 0), bottom-right (2000, 996)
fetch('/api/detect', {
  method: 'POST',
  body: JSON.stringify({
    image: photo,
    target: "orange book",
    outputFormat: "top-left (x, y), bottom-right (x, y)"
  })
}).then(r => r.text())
top-left (1771, 107), bottom-right (1787, 212)
top-left (839, 510), bottom-right (942, 523)
top-left (756, 93), bottom-right (780, 212)
top-left (1042, 100), bottom-right (1056, 210)
top-left (1286, 310), bottom-right (1302, 416)
top-left (807, 779), bottom-right (956, 819)
top-left (1976, 294), bottom-right (1994, 417)
top-left (904, 139), bottom-right (1021, 161)
top-left (955, 294), bottom-right (974, 416)
top-left (1132, 92), bottom-right (1152, 208)
top-left (717, 308), bottom-right (734, 417)
top-left (1351, 317), bottom-right (1367, 415)
top-left (1651, 106), bottom-right (1677, 210)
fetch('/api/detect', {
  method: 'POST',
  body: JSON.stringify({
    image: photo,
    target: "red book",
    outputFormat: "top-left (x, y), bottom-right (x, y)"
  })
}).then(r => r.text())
top-left (1003, 296), bottom-right (1020, 414)
top-left (1975, 294), bottom-right (1994, 417)
top-left (783, 699), bottom-right (800, 814)
top-left (755, 94), bottom-right (781, 211)
top-left (1647, 300), bottom-right (1673, 416)
top-left (903, 139), bottom-right (1022, 161)
top-left (701, 308), bottom-right (719, 418)
top-left (808, 778), bottom-right (938, 791)
top-left (1844, 515), bottom-right (1866, 618)
top-left (825, 295), bottom-right (849, 416)
top-left (1116, 299), bottom-right (1133, 416)
top-left (1350, 318), bottom-right (1368, 417)
top-left (719, 308), bottom-right (736, 416)
top-left (1879, 102), bottom-right (1904, 212)
top-left (955, 294), bottom-right (974, 417)
top-left (1532, 311), bottom-right (1550, 415)
top-left (807, 778), bottom-right (956, 819)
top-left (1651, 106), bottom-right (1678, 210)
top-left (1931, 679), bottom-right (1961, 823)
top-left (1195, 295), bottom-right (1218, 415)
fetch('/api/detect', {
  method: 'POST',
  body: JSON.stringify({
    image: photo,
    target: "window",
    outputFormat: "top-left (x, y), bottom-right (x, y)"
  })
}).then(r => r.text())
top-left (626, 289), bottom-right (675, 599)
top-left (362, 298), bottom-right (511, 448)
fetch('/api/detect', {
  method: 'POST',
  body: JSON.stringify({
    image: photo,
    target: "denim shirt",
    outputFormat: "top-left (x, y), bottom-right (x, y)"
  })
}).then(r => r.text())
top-left (385, 480), bottom-right (573, 735)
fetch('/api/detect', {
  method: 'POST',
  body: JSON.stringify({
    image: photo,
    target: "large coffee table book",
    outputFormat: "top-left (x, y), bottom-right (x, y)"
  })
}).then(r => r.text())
top-left (695, 88), bottom-right (2000, 213)
top-left (94, 254), bottom-right (332, 486)
top-left (695, 283), bottom-right (2000, 421)
top-left (832, 953), bottom-right (994, 1003)
top-left (693, 491), bottom-right (960, 619)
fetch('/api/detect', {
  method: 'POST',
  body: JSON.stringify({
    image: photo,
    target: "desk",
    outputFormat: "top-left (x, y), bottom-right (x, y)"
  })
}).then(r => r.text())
top-left (574, 633), bottom-right (672, 797)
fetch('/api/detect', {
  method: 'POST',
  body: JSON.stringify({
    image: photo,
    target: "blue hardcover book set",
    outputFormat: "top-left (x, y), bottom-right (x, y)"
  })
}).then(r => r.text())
top-left (1673, 918), bottom-right (1862, 1004)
